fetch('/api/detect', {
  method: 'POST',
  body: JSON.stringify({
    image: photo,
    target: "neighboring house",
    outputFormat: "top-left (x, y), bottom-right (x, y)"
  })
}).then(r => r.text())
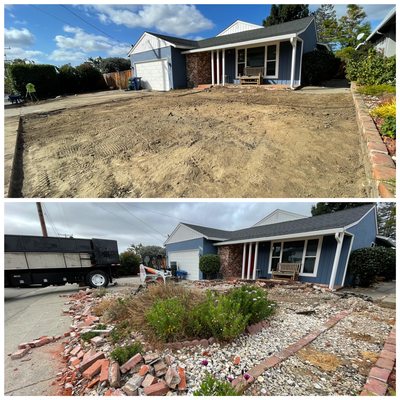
top-left (128, 16), bottom-right (318, 91)
top-left (357, 7), bottom-right (396, 57)
top-left (165, 205), bottom-right (378, 290)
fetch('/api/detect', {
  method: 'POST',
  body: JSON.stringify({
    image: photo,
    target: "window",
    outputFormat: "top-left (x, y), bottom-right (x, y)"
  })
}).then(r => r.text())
top-left (247, 46), bottom-right (265, 67)
top-left (266, 44), bottom-right (277, 77)
top-left (269, 238), bottom-right (321, 276)
top-left (237, 49), bottom-right (245, 76)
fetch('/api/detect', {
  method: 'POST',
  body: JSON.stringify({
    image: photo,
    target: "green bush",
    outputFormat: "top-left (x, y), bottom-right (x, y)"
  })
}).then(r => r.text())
top-left (194, 373), bottom-right (239, 396)
top-left (199, 254), bottom-right (221, 278)
top-left (346, 49), bottom-right (396, 85)
top-left (301, 49), bottom-right (341, 85)
top-left (146, 298), bottom-right (186, 342)
top-left (381, 116), bottom-right (396, 139)
top-left (227, 285), bottom-right (275, 325)
top-left (110, 342), bottom-right (143, 365)
top-left (57, 64), bottom-right (81, 94)
top-left (348, 246), bottom-right (396, 287)
top-left (75, 63), bottom-right (107, 93)
top-left (110, 320), bottom-right (130, 343)
top-left (9, 63), bottom-right (59, 99)
top-left (80, 324), bottom-right (106, 341)
top-left (357, 84), bottom-right (396, 96)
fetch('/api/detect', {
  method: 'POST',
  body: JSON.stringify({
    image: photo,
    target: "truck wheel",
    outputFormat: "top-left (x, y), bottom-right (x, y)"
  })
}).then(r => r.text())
top-left (87, 270), bottom-right (109, 288)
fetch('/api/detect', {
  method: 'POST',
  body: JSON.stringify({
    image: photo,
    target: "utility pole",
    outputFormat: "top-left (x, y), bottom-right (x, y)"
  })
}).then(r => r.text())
top-left (36, 202), bottom-right (48, 237)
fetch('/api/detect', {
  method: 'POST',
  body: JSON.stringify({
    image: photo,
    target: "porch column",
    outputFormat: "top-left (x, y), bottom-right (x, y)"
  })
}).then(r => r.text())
top-left (211, 51), bottom-right (215, 85)
top-left (290, 37), bottom-right (297, 89)
top-left (252, 242), bottom-right (259, 280)
top-left (329, 231), bottom-right (345, 290)
top-left (216, 50), bottom-right (220, 85)
top-left (247, 242), bottom-right (252, 280)
top-left (222, 49), bottom-right (225, 86)
top-left (241, 243), bottom-right (247, 279)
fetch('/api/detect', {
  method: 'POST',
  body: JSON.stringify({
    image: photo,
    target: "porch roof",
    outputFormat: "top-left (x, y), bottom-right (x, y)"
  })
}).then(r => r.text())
top-left (214, 205), bottom-right (375, 245)
top-left (149, 16), bottom-right (314, 53)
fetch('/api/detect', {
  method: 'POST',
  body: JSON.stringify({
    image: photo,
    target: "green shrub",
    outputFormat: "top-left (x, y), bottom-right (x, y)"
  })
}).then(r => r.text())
top-left (111, 321), bottom-right (130, 343)
top-left (348, 246), bottom-right (396, 287)
top-left (227, 285), bottom-right (275, 325)
top-left (194, 373), bottom-right (239, 396)
top-left (146, 298), bottom-right (186, 342)
top-left (357, 84), bottom-right (396, 96)
top-left (57, 64), bottom-right (81, 95)
top-left (199, 254), bottom-right (221, 279)
top-left (346, 49), bottom-right (396, 85)
top-left (80, 331), bottom-right (98, 342)
top-left (9, 63), bottom-right (59, 99)
top-left (110, 342), bottom-right (143, 365)
top-left (301, 49), bottom-right (341, 85)
top-left (75, 62), bottom-right (107, 92)
top-left (380, 116), bottom-right (396, 139)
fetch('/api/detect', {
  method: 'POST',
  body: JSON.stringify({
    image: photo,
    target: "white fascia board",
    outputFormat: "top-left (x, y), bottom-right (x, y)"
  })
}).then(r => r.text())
top-left (128, 32), bottom-right (176, 56)
top-left (164, 223), bottom-right (183, 246)
top-left (182, 33), bottom-right (296, 54)
top-left (213, 228), bottom-right (342, 246)
top-left (164, 223), bottom-right (215, 245)
top-left (217, 20), bottom-right (263, 36)
top-left (343, 205), bottom-right (376, 230)
top-left (365, 7), bottom-right (396, 43)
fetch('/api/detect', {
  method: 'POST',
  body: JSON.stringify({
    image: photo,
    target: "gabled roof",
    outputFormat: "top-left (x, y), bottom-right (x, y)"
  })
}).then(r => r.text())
top-left (365, 7), bottom-right (396, 43)
top-left (215, 204), bottom-right (375, 245)
top-left (146, 16), bottom-right (314, 54)
top-left (253, 209), bottom-right (307, 227)
top-left (181, 223), bottom-right (232, 240)
top-left (216, 20), bottom-right (263, 36)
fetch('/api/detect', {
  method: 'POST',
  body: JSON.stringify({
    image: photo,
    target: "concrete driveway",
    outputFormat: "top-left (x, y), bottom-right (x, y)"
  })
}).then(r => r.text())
top-left (4, 277), bottom-right (140, 395)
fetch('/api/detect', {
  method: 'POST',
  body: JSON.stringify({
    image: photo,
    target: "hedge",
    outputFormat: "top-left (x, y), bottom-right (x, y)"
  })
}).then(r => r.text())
top-left (347, 246), bottom-right (396, 287)
top-left (301, 48), bottom-right (341, 85)
top-left (199, 254), bottom-right (221, 279)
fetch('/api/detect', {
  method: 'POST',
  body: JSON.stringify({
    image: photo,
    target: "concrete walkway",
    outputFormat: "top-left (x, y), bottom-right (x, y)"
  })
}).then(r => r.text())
top-left (341, 281), bottom-right (396, 308)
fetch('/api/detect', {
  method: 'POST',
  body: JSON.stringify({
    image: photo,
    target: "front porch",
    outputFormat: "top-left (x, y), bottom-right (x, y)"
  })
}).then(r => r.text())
top-left (185, 37), bottom-right (303, 89)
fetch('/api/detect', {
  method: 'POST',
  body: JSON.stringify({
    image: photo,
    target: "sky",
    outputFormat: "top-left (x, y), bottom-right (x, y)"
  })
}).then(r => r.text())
top-left (4, 201), bottom-right (317, 252)
top-left (4, 4), bottom-right (395, 66)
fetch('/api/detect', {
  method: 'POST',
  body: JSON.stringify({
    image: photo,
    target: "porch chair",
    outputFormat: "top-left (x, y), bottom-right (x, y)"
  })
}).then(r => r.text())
top-left (271, 262), bottom-right (301, 281)
top-left (239, 67), bottom-right (264, 85)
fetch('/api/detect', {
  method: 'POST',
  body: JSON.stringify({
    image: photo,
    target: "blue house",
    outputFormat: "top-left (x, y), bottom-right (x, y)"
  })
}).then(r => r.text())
top-left (165, 205), bottom-right (379, 290)
top-left (128, 16), bottom-right (318, 91)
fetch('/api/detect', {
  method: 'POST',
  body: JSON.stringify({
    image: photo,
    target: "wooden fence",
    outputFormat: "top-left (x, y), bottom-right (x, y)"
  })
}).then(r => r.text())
top-left (103, 69), bottom-right (132, 90)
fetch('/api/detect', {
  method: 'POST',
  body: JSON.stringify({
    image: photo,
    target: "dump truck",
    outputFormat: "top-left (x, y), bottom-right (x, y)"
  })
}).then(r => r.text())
top-left (5, 234), bottom-right (120, 288)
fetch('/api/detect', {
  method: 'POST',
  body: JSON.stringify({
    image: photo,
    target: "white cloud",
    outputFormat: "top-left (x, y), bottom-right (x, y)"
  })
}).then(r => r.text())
top-left (5, 27), bottom-right (35, 47)
top-left (89, 4), bottom-right (214, 36)
top-left (6, 47), bottom-right (44, 63)
top-left (49, 25), bottom-right (131, 64)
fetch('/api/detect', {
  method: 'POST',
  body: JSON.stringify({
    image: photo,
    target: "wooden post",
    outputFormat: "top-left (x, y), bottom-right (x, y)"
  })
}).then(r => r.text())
top-left (247, 242), bottom-right (252, 280)
top-left (241, 243), bottom-right (247, 279)
top-left (253, 242), bottom-right (259, 280)
top-left (211, 51), bottom-right (215, 85)
top-left (216, 50), bottom-right (220, 85)
top-left (36, 202), bottom-right (48, 237)
top-left (222, 49), bottom-right (225, 86)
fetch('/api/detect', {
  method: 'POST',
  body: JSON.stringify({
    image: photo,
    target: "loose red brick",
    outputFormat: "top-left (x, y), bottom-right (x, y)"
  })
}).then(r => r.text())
top-left (70, 345), bottom-right (81, 357)
top-left (70, 357), bottom-right (80, 367)
top-left (109, 361), bottom-right (121, 388)
top-left (177, 367), bottom-right (187, 391)
top-left (87, 377), bottom-right (100, 389)
top-left (18, 343), bottom-right (30, 350)
top-left (90, 336), bottom-right (105, 347)
top-left (233, 356), bottom-right (241, 365)
top-left (144, 381), bottom-right (169, 396)
top-left (248, 364), bottom-right (265, 379)
top-left (33, 337), bottom-right (52, 347)
top-left (375, 357), bottom-right (394, 371)
top-left (77, 350), bottom-right (85, 359)
top-left (100, 360), bottom-right (110, 383)
top-left (83, 359), bottom-right (104, 379)
top-left (120, 353), bottom-right (143, 374)
top-left (11, 347), bottom-right (30, 360)
top-left (364, 378), bottom-right (388, 396)
top-left (79, 352), bottom-right (105, 373)
top-left (261, 356), bottom-right (280, 369)
top-left (369, 367), bottom-right (391, 383)
top-left (378, 182), bottom-right (395, 198)
top-left (142, 374), bottom-right (157, 388)
top-left (138, 364), bottom-right (150, 376)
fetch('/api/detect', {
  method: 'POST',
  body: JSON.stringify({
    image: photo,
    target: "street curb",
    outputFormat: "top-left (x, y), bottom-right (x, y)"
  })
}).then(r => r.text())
top-left (360, 327), bottom-right (396, 396)
top-left (350, 82), bottom-right (395, 198)
top-left (232, 310), bottom-right (352, 393)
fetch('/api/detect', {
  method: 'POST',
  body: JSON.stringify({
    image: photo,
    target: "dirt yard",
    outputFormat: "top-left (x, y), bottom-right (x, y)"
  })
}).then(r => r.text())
top-left (20, 87), bottom-right (368, 198)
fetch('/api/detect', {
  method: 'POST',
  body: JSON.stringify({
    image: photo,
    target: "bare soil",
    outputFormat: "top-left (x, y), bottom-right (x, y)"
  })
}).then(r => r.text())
top-left (20, 87), bottom-right (368, 198)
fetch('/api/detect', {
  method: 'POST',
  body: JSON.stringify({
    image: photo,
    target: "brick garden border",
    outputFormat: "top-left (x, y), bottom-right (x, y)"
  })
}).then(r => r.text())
top-left (360, 326), bottom-right (396, 396)
top-left (231, 310), bottom-right (352, 393)
top-left (350, 82), bottom-right (396, 198)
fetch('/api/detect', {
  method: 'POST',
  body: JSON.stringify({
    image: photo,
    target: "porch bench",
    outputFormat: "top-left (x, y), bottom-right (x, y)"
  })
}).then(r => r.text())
top-left (239, 67), bottom-right (264, 85)
top-left (271, 263), bottom-right (301, 281)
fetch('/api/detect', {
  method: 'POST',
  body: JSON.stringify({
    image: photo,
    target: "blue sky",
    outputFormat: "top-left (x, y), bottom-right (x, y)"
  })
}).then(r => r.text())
top-left (4, 4), bottom-right (395, 66)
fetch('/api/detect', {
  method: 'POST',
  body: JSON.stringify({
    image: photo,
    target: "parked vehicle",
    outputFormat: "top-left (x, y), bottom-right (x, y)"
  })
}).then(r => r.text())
top-left (4, 234), bottom-right (120, 288)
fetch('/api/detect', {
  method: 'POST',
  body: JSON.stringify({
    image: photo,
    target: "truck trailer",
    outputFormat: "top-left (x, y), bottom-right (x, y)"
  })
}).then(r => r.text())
top-left (5, 234), bottom-right (120, 288)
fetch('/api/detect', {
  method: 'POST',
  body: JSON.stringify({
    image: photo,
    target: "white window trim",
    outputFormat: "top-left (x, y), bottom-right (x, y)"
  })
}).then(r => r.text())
top-left (268, 236), bottom-right (322, 278)
top-left (235, 41), bottom-right (280, 79)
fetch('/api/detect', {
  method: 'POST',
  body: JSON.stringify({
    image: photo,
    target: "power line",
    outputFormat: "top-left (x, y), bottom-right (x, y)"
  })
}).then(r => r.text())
top-left (30, 5), bottom-right (75, 26)
top-left (59, 5), bottom-right (124, 44)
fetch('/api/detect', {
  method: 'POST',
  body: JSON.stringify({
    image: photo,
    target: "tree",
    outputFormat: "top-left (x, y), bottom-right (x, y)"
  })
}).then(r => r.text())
top-left (263, 5), bottom-right (309, 27)
top-left (87, 56), bottom-right (131, 73)
top-left (377, 203), bottom-right (396, 239)
top-left (311, 202), bottom-right (373, 216)
top-left (314, 4), bottom-right (338, 48)
top-left (337, 4), bottom-right (371, 48)
top-left (119, 251), bottom-right (141, 276)
top-left (127, 243), bottom-right (166, 267)
top-left (199, 254), bottom-right (221, 279)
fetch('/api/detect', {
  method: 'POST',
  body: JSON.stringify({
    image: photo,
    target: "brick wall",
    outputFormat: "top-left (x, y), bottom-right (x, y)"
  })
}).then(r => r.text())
top-left (186, 52), bottom-right (211, 88)
top-left (218, 244), bottom-right (243, 279)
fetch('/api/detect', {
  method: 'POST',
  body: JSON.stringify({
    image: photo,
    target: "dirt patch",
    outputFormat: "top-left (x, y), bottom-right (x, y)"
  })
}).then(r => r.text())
top-left (20, 87), bottom-right (368, 198)
top-left (346, 331), bottom-right (378, 344)
top-left (297, 346), bottom-right (343, 372)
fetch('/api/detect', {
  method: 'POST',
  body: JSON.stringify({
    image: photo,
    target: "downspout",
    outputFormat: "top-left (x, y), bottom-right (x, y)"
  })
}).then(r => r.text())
top-left (329, 231), bottom-right (345, 290)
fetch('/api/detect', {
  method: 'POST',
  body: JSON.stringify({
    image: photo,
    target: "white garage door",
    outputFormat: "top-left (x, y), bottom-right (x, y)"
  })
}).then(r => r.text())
top-left (168, 250), bottom-right (199, 281)
top-left (135, 59), bottom-right (170, 91)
